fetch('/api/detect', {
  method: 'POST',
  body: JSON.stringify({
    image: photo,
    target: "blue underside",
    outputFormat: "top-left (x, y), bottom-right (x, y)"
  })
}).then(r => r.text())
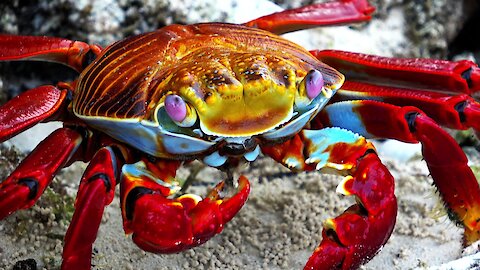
top-left (324, 101), bottom-right (372, 138)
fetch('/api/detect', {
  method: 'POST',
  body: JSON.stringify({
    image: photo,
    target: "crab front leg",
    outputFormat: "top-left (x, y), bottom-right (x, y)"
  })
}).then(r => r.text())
top-left (62, 146), bottom-right (122, 270)
top-left (261, 128), bottom-right (397, 269)
top-left (0, 127), bottom-right (82, 219)
top-left (320, 101), bottom-right (480, 245)
top-left (120, 159), bottom-right (250, 253)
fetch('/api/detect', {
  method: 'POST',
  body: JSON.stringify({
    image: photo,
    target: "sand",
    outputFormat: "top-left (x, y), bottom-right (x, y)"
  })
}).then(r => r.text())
top-left (0, 145), bottom-right (475, 269)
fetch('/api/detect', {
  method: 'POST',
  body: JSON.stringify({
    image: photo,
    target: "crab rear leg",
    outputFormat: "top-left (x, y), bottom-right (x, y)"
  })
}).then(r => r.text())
top-left (311, 50), bottom-right (480, 95)
top-left (62, 146), bottom-right (121, 270)
top-left (243, 0), bottom-right (374, 35)
top-left (312, 50), bottom-right (480, 133)
top-left (0, 85), bottom-right (70, 142)
top-left (0, 35), bottom-right (101, 138)
top-left (332, 81), bottom-right (480, 132)
top-left (262, 128), bottom-right (397, 269)
top-left (120, 160), bottom-right (250, 253)
top-left (0, 34), bottom-right (101, 72)
top-left (0, 128), bottom-right (82, 219)
top-left (320, 100), bottom-right (480, 245)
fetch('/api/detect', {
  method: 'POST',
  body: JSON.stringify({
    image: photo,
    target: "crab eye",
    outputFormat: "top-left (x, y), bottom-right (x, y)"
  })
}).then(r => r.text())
top-left (164, 94), bottom-right (197, 127)
top-left (305, 69), bottom-right (324, 100)
top-left (295, 69), bottom-right (326, 109)
top-left (165, 94), bottom-right (187, 122)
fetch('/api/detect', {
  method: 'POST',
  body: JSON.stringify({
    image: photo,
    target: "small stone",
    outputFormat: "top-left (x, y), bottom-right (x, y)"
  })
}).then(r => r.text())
top-left (12, 258), bottom-right (37, 270)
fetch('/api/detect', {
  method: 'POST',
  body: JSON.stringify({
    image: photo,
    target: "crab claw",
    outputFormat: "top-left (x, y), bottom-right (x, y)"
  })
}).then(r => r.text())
top-left (121, 168), bottom-right (250, 253)
top-left (261, 128), bottom-right (397, 269)
top-left (304, 153), bottom-right (397, 270)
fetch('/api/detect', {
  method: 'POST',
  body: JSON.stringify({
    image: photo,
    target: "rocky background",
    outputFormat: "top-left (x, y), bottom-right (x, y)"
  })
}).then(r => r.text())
top-left (0, 0), bottom-right (477, 101)
top-left (0, 0), bottom-right (479, 269)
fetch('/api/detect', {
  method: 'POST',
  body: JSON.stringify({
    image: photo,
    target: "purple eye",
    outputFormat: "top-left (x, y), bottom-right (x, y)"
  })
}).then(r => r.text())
top-left (306, 70), bottom-right (324, 100)
top-left (165, 94), bottom-right (187, 122)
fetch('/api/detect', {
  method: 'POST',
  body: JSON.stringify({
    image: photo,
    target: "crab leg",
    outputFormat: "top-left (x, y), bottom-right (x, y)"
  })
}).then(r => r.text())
top-left (332, 81), bottom-right (480, 132)
top-left (0, 128), bottom-right (82, 219)
top-left (120, 160), bottom-right (250, 253)
top-left (320, 100), bottom-right (480, 245)
top-left (311, 50), bottom-right (480, 133)
top-left (0, 34), bottom-right (101, 72)
top-left (243, 0), bottom-right (374, 35)
top-left (62, 146), bottom-right (121, 270)
top-left (261, 128), bottom-right (397, 269)
top-left (0, 85), bottom-right (70, 142)
top-left (311, 50), bottom-right (480, 94)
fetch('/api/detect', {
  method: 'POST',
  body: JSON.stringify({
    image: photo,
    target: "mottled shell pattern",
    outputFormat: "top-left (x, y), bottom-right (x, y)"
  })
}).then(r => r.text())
top-left (72, 23), bottom-right (344, 159)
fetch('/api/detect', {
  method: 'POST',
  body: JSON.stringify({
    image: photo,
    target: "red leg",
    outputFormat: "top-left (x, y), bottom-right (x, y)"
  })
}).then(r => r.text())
top-left (311, 50), bottom-right (480, 95)
top-left (334, 81), bottom-right (480, 132)
top-left (0, 128), bottom-right (82, 219)
top-left (62, 146), bottom-right (122, 270)
top-left (243, 0), bottom-right (374, 35)
top-left (120, 159), bottom-right (250, 253)
top-left (261, 128), bottom-right (396, 269)
top-left (0, 34), bottom-right (101, 72)
top-left (311, 50), bottom-right (480, 133)
top-left (0, 85), bottom-right (70, 142)
top-left (320, 100), bottom-right (480, 245)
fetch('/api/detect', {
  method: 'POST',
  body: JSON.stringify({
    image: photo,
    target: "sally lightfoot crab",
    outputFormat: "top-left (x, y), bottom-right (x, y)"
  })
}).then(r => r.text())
top-left (1, 0), bottom-right (480, 269)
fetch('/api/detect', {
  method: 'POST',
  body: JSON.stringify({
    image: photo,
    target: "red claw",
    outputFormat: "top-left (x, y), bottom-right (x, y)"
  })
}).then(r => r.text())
top-left (305, 153), bottom-right (397, 270)
top-left (125, 176), bottom-right (250, 253)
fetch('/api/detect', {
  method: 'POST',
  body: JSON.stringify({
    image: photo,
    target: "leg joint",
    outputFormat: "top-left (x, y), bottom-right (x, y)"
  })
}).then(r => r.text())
top-left (18, 178), bottom-right (39, 200)
top-left (125, 187), bottom-right (153, 221)
top-left (461, 67), bottom-right (474, 89)
top-left (361, 148), bottom-right (377, 159)
top-left (82, 50), bottom-right (97, 70)
top-left (87, 173), bottom-right (113, 193)
top-left (454, 101), bottom-right (468, 123)
top-left (404, 111), bottom-right (420, 133)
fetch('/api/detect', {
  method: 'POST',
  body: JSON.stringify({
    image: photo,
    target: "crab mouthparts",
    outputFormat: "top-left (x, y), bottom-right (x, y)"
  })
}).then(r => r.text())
top-left (202, 138), bottom-right (261, 167)
top-left (219, 138), bottom-right (258, 156)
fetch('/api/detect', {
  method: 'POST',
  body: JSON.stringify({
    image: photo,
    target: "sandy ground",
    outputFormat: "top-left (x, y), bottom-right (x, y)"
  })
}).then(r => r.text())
top-left (0, 144), bottom-right (476, 270)
top-left (0, 0), bottom-right (479, 269)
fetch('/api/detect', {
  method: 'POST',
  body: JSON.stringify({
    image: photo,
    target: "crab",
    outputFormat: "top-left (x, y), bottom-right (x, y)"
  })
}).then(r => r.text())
top-left (1, 0), bottom-right (480, 269)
